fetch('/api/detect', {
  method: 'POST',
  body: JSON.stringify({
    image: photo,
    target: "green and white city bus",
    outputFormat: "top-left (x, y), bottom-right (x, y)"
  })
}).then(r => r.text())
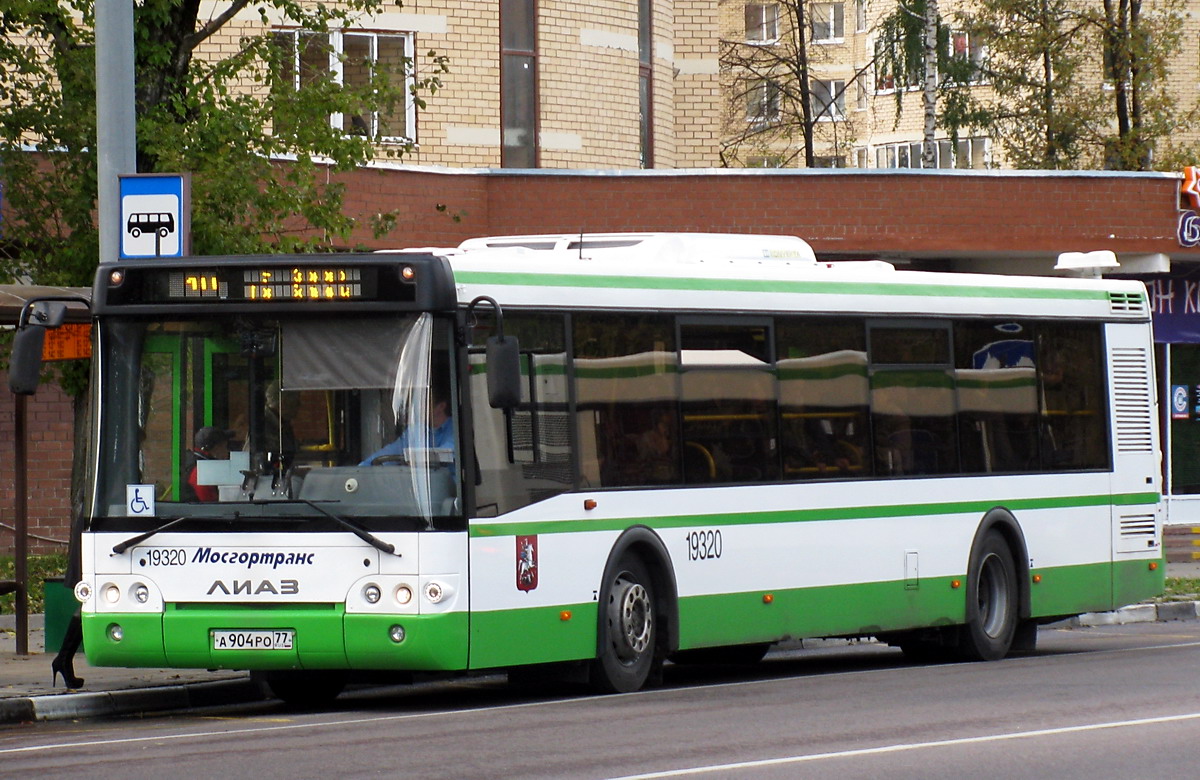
top-left (12, 233), bottom-right (1165, 702)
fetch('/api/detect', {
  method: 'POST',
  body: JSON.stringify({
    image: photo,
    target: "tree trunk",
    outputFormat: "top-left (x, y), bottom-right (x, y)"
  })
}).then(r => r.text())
top-left (922, 0), bottom-right (938, 168)
top-left (794, 1), bottom-right (815, 168)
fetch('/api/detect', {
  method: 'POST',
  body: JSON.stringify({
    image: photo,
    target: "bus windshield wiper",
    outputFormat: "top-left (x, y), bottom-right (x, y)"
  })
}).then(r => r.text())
top-left (112, 517), bottom-right (187, 554)
top-left (258, 498), bottom-right (398, 557)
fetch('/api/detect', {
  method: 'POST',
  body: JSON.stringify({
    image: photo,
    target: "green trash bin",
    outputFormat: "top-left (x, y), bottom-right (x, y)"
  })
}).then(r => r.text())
top-left (43, 577), bottom-right (75, 654)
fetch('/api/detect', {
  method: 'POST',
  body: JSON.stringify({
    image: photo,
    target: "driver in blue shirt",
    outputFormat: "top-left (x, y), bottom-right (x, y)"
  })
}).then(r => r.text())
top-left (360, 391), bottom-right (454, 466)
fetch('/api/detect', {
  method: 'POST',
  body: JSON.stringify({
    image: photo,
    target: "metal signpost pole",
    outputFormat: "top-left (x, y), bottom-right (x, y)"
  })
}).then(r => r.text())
top-left (14, 394), bottom-right (28, 655)
top-left (96, 1), bottom-right (137, 266)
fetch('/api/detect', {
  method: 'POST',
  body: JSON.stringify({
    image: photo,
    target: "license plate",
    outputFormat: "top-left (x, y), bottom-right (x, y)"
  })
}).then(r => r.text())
top-left (212, 630), bottom-right (294, 651)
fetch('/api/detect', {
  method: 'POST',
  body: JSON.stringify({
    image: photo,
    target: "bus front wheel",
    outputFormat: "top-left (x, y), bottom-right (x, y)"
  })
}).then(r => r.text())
top-left (592, 556), bottom-right (659, 693)
top-left (959, 531), bottom-right (1018, 661)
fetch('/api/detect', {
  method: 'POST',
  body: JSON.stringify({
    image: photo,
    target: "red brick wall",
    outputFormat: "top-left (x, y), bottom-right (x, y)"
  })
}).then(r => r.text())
top-left (338, 168), bottom-right (1190, 261)
top-left (0, 370), bottom-right (76, 557)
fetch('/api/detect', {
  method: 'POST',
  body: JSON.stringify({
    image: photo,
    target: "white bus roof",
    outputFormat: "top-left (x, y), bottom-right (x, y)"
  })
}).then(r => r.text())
top-left (381, 233), bottom-right (1149, 321)
top-left (454, 232), bottom-right (818, 264)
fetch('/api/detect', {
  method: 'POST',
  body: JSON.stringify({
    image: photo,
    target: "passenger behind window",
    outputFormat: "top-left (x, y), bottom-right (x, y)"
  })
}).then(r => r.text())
top-left (634, 409), bottom-right (678, 484)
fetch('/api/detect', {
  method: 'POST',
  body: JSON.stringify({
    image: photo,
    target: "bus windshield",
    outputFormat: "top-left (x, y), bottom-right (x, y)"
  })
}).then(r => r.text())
top-left (93, 312), bottom-right (460, 529)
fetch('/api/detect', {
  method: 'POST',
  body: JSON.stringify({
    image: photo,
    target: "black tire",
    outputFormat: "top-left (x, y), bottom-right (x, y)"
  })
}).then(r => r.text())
top-left (671, 643), bottom-right (770, 666)
top-left (959, 531), bottom-right (1019, 661)
top-left (1010, 619), bottom-right (1039, 655)
top-left (258, 670), bottom-right (346, 707)
top-left (591, 556), bottom-right (659, 693)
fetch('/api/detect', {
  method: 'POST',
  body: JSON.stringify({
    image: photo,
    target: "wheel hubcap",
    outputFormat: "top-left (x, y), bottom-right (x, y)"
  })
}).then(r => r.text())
top-left (977, 553), bottom-right (1011, 639)
top-left (609, 575), bottom-right (652, 661)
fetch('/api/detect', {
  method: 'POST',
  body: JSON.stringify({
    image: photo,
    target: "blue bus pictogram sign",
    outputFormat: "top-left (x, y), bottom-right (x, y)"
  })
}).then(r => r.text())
top-left (119, 173), bottom-right (190, 258)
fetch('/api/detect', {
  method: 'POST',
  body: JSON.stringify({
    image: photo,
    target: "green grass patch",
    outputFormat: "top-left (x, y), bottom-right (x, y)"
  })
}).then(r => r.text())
top-left (0, 554), bottom-right (68, 614)
top-left (1163, 577), bottom-right (1200, 602)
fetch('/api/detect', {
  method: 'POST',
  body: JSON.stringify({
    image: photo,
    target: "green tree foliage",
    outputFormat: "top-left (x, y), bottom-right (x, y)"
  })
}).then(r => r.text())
top-left (942, 0), bottom-right (1100, 169)
top-left (942, 0), bottom-right (1194, 170)
top-left (1090, 0), bottom-right (1195, 170)
top-left (0, 1), bottom-right (448, 289)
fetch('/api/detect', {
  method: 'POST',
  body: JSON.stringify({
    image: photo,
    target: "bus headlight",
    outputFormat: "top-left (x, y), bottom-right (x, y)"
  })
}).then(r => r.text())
top-left (103, 584), bottom-right (121, 604)
top-left (74, 581), bottom-right (92, 603)
top-left (132, 583), bottom-right (150, 604)
top-left (363, 584), bottom-right (382, 604)
top-left (107, 624), bottom-right (123, 642)
top-left (424, 581), bottom-right (445, 604)
top-left (389, 624), bottom-right (406, 643)
top-left (394, 585), bottom-right (413, 606)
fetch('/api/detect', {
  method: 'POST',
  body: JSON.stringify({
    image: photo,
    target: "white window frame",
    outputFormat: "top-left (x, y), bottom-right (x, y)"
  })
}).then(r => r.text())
top-left (855, 0), bottom-right (867, 33)
top-left (810, 78), bottom-right (845, 121)
top-left (955, 136), bottom-right (991, 169)
top-left (747, 154), bottom-right (785, 168)
top-left (872, 35), bottom-right (919, 94)
top-left (746, 79), bottom-right (782, 124)
top-left (871, 137), bottom-right (989, 169)
top-left (274, 28), bottom-right (416, 144)
top-left (745, 3), bottom-right (780, 44)
top-left (948, 29), bottom-right (987, 85)
top-left (811, 3), bottom-right (845, 44)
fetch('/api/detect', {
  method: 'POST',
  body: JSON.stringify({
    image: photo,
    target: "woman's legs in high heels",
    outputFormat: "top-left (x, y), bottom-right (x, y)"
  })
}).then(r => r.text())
top-left (51, 613), bottom-right (84, 689)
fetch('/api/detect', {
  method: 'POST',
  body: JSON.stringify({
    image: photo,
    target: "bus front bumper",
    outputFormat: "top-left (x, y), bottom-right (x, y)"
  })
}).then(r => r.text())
top-left (80, 605), bottom-right (469, 671)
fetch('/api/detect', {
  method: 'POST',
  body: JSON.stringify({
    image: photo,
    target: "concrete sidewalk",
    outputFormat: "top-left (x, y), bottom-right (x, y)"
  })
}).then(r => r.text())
top-left (0, 614), bottom-right (262, 724)
top-left (4, 561), bottom-right (1200, 725)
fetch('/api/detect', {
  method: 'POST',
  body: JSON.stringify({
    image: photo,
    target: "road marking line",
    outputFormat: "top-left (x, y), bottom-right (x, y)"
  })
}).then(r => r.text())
top-left (608, 712), bottom-right (1200, 779)
top-left (3, 639), bottom-right (1199, 756)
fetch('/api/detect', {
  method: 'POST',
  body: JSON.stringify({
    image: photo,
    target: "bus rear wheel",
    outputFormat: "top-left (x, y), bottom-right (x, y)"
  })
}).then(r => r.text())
top-left (592, 556), bottom-right (659, 693)
top-left (959, 531), bottom-right (1018, 661)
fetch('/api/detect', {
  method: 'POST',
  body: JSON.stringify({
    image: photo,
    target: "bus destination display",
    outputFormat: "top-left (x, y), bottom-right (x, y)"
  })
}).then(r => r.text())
top-left (163, 266), bottom-right (375, 302)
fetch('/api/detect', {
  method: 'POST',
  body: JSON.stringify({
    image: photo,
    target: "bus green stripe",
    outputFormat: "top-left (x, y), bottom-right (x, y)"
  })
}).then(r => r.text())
top-left (955, 376), bottom-right (1037, 389)
top-left (454, 270), bottom-right (1112, 302)
top-left (871, 370), bottom-right (955, 390)
top-left (469, 491), bottom-right (1161, 538)
top-left (778, 364), bottom-right (868, 380)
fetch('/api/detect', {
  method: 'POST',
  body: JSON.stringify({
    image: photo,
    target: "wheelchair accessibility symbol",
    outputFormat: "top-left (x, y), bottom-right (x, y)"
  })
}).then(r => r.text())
top-left (126, 484), bottom-right (155, 517)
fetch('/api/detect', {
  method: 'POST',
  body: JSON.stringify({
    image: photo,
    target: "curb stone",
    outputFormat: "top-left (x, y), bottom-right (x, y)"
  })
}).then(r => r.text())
top-left (1070, 600), bottom-right (1200, 627)
top-left (1, 678), bottom-right (262, 725)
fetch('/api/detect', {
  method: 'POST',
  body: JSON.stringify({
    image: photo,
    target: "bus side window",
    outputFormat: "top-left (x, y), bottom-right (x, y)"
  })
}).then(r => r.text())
top-left (777, 318), bottom-right (869, 479)
top-left (574, 313), bottom-right (679, 488)
top-left (868, 325), bottom-right (957, 477)
top-left (1037, 325), bottom-right (1107, 470)
top-left (472, 313), bottom-right (574, 514)
top-left (954, 321), bottom-right (1038, 474)
top-left (679, 321), bottom-right (778, 484)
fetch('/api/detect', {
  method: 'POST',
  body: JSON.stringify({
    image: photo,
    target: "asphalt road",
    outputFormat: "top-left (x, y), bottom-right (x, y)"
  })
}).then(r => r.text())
top-left (3, 622), bottom-right (1200, 780)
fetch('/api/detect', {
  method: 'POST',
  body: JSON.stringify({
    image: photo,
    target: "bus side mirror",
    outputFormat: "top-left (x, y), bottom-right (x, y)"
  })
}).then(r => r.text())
top-left (8, 301), bottom-right (70, 396)
top-left (486, 334), bottom-right (521, 409)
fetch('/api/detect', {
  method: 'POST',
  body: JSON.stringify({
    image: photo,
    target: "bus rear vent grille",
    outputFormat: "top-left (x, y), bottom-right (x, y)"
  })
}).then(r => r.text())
top-left (1111, 347), bottom-right (1154, 453)
top-left (1117, 513), bottom-right (1159, 553)
top-left (1109, 291), bottom-right (1147, 316)
top-left (1119, 514), bottom-right (1157, 538)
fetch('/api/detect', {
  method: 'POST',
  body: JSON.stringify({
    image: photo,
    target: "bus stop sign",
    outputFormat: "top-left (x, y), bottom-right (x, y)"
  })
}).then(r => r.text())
top-left (119, 173), bottom-right (191, 258)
